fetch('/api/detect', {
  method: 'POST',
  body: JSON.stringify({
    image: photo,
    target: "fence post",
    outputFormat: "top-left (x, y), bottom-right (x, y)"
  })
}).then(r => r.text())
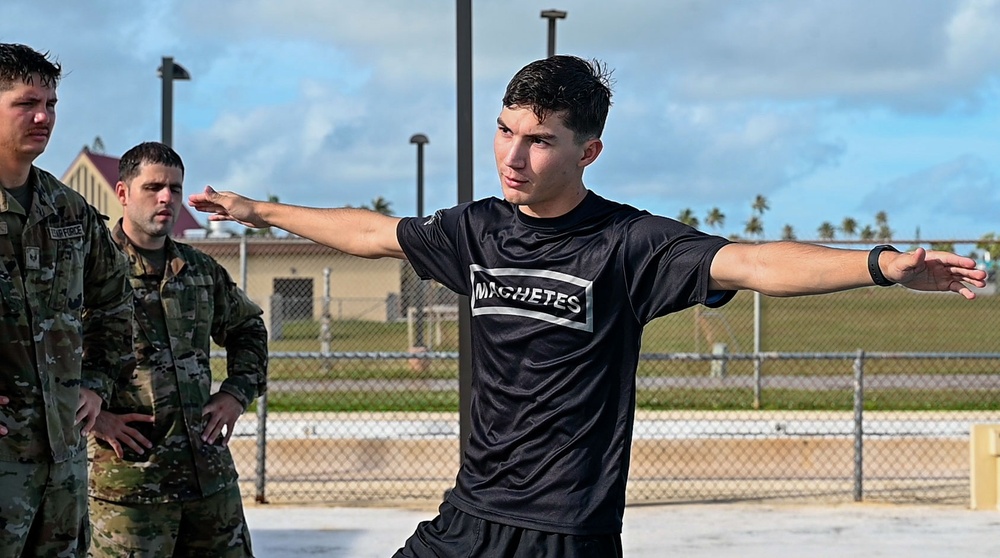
top-left (240, 233), bottom-right (248, 290)
top-left (320, 268), bottom-right (332, 373)
top-left (853, 349), bottom-right (865, 502)
top-left (752, 292), bottom-right (762, 409)
top-left (241, 230), bottom-right (269, 503)
top-left (710, 343), bottom-right (728, 378)
top-left (752, 354), bottom-right (762, 410)
top-left (255, 391), bottom-right (268, 503)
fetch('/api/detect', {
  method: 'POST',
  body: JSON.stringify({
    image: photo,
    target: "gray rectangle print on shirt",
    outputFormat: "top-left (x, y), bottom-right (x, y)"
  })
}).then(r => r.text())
top-left (469, 265), bottom-right (594, 332)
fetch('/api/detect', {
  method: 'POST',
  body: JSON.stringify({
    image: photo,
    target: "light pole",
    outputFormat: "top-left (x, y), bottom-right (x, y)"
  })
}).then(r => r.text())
top-left (410, 133), bottom-right (430, 349)
top-left (158, 56), bottom-right (191, 148)
top-left (409, 134), bottom-right (429, 219)
top-left (456, 0), bottom-right (474, 471)
top-left (540, 9), bottom-right (567, 58)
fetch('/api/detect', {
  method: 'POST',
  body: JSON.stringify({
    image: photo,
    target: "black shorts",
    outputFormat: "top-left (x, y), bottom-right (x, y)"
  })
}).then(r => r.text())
top-left (392, 501), bottom-right (623, 558)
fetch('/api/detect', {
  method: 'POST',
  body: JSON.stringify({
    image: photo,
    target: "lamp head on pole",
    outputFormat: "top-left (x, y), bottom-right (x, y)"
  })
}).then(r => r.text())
top-left (157, 58), bottom-right (191, 81)
top-left (410, 134), bottom-right (429, 146)
top-left (159, 56), bottom-right (191, 148)
top-left (540, 10), bottom-right (567, 58)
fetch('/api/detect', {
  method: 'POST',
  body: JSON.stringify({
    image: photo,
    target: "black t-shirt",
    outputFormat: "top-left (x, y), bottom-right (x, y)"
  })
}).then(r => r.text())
top-left (396, 191), bottom-right (734, 535)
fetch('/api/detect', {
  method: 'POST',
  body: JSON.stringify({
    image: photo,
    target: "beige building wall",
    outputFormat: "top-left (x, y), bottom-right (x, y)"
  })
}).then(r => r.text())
top-left (58, 149), bottom-right (404, 329)
top-left (60, 151), bottom-right (123, 223)
top-left (190, 238), bottom-right (403, 327)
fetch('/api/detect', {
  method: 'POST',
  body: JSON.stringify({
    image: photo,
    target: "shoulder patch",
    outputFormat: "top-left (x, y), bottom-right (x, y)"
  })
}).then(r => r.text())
top-left (25, 247), bottom-right (40, 269)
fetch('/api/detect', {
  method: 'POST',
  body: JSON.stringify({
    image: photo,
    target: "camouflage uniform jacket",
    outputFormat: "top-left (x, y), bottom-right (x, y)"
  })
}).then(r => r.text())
top-left (0, 167), bottom-right (132, 464)
top-left (89, 221), bottom-right (267, 503)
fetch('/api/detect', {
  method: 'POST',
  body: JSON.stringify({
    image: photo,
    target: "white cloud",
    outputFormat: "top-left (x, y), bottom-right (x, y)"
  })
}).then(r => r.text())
top-left (862, 155), bottom-right (1000, 232)
top-left (3, 0), bottom-right (999, 238)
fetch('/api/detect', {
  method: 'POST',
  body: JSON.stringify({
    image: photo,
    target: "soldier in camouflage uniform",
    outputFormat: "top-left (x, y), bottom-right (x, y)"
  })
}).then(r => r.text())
top-left (0, 44), bottom-right (133, 557)
top-left (88, 142), bottom-right (267, 558)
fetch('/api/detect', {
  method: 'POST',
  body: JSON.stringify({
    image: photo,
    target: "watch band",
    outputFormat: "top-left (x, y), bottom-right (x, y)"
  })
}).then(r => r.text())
top-left (868, 244), bottom-right (899, 287)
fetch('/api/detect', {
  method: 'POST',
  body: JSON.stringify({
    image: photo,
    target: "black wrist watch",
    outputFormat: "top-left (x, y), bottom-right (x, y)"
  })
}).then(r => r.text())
top-left (868, 244), bottom-right (899, 286)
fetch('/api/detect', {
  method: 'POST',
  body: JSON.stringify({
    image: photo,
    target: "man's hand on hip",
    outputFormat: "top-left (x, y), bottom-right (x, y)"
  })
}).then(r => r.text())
top-left (76, 388), bottom-right (104, 436)
top-left (91, 411), bottom-right (155, 459)
top-left (202, 392), bottom-right (244, 447)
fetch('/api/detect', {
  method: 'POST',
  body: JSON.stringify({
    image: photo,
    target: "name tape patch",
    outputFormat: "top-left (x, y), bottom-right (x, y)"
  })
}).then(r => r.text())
top-left (49, 224), bottom-right (85, 240)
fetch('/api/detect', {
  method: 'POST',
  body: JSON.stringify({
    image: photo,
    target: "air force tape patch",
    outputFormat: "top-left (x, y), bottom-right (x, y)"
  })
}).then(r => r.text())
top-left (49, 224), bottom-right (85, 240)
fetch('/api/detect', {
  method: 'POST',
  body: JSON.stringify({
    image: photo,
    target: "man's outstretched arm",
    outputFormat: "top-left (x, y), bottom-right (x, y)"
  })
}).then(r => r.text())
top-left (188, 186), bottom-right (406, 259)
top-left (709, 242), bottom-right (987, 299)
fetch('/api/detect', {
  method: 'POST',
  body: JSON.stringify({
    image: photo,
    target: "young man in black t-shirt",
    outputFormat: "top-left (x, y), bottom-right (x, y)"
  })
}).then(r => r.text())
top-left (190, 56), bottom-right (986, 557)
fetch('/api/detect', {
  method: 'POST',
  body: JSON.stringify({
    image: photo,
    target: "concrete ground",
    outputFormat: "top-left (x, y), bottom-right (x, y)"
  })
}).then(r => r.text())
top-left (245, 501), bottom-right (1000, 557)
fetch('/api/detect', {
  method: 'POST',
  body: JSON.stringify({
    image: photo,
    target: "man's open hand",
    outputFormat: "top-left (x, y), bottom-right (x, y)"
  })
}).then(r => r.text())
top-left (202, 392), bottom-right (244, 447)
top-left (91, 411), bottom-right (155, 459)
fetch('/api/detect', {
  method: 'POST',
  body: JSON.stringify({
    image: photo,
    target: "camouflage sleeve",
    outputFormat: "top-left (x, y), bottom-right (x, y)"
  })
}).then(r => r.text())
top-left (209, 261), bottom-right (268, 409)
top-left (80, 206), bottom-right (134, 403)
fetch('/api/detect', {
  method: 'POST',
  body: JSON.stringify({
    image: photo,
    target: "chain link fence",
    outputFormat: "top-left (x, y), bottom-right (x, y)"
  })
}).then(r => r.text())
top-left (192, 237), bottom-right (1000, 506)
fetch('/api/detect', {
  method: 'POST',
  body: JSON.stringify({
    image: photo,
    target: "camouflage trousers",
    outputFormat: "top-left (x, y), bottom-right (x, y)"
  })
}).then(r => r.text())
top-left (0, 451), bottom-right (90, 558)
top-left (88, 482), bottom-right (253, 558)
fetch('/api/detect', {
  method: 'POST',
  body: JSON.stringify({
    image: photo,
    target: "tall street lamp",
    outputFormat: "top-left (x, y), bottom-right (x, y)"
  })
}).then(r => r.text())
top-left (456, 0), bottom-right (474, 469)
top-left (540, 9), bottom-right (567, 58)
top-left (409, 134), bottom-right (429, 218)
top-left (409, 133), bottom-right (430, 349)
top-left (158, 56), bottom-right (191, 148)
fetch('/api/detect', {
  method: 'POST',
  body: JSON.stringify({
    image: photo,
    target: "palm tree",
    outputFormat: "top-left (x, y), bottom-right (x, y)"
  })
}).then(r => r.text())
top-left (871, 211), bottom-right (891, 242)
top-left (877, 224), bottom-right (893, 242)
top-left (859, 225), bottom-right (876, 242)
top-left (367, 196), bottom-right (394, 216)
top-left (840, 217), bottom-right (858, 239)
top-left (705, 207), bottom-right (725, 230)
top-left (817, 222), bottom-right (836, 241)
top-left (752, 195), bottom-right (769, 216)
top-left (875, 211), bottom-right (889, 228)
top-left (677, 208), bottom-right (699, 228)
top-left (744, 216), bottom-right (764, 239)
top-left (930, 242), bottom-right (955, 252)
top-left (781, 224), bottom-right (796, 240)
top-left (744, 194), bottom-right (769, 240)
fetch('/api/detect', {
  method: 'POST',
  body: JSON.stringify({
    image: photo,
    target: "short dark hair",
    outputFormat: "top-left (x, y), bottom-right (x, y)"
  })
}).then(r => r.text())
top-left (502, 55), bottom-right (613, 142)
top-left (119, 142), bottom-right (185, 184)
top-left (0, 43), bottom-right (61, 91)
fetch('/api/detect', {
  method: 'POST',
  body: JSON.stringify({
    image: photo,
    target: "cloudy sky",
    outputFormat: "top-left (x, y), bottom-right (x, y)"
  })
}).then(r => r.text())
top-left (3, 0), bottom-right (1000, 243)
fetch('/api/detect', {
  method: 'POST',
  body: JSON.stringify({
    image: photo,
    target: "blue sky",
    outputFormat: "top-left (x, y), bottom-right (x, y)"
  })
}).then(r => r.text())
top-left (3, 0), bottom-right (1000, 244)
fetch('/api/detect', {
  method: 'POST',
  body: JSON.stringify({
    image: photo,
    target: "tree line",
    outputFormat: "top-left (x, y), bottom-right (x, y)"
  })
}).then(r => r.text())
top-left (676, 194), bottom-right (1000, 266)
top-left (675, 194), bottom-right (895, 243)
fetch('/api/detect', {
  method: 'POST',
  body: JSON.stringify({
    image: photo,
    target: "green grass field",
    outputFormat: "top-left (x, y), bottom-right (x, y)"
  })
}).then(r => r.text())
top-left (261, 288), bottom-right (1000, 355)
top-left (251, 387), bottom-right (1000, 413)
top-left (228, 287), bottom-right (1000, 412)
